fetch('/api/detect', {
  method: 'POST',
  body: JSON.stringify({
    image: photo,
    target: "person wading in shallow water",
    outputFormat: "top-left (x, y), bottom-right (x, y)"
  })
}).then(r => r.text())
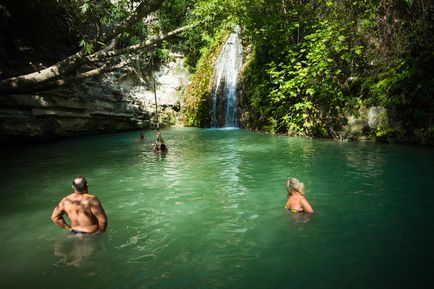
top-left (51, 176), bottom-right (108, 236)
top-left (153, 131), bottom-right (168, 153)
top-left (284, 177), bottom-right (314, 213)
top-left (139, 131), bottom-right (145, 141)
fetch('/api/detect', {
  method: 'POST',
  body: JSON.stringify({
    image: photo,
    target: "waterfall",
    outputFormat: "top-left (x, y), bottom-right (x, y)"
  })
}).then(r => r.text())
top-left (210, 26), bottom-right (243, 128)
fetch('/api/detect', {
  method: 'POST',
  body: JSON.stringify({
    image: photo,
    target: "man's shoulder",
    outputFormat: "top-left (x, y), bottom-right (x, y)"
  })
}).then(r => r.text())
top-left (84, 194), bottom-right (102, 204)
top-left (83, 193), bottom-right (98, 199)
top-left (62, 193), bottom-right (75, 201)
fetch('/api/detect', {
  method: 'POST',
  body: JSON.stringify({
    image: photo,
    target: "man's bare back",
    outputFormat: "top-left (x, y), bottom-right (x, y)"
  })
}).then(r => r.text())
top-left (51, 176), bottom-right (107, 234)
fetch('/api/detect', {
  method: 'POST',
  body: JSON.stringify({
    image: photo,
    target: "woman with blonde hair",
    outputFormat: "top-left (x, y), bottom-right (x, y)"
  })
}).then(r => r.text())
top-left (284, 177), bottom-right (314, 213)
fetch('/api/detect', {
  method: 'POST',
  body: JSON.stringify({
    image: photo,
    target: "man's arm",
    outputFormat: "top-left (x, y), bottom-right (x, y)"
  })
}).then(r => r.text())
top-left (90, 197), bottom-right (108, 232)
top-left (51, 199), bottom-right (71, 230)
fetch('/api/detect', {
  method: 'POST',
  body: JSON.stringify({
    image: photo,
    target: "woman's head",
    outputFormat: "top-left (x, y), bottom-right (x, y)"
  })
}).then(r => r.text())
top-left (160, 143), bottom-right (167, 152)
top-left (286, 177), bottom-right (305, 195)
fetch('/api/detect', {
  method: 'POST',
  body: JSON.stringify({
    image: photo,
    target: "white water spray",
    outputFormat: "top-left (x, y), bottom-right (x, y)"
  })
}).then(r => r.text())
top-left (210, 26), bottom-right (243, 127)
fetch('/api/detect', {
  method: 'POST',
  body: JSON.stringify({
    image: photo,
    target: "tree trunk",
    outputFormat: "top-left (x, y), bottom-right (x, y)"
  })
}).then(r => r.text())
top-left (0, 0), bottom-right (165, 94)
top-left (0, 24), bottom-right (195, 93)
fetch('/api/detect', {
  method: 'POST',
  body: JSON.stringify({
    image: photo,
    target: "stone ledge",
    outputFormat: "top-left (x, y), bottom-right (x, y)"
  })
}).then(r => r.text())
top-left (31, 108), bottom-right (90, 118)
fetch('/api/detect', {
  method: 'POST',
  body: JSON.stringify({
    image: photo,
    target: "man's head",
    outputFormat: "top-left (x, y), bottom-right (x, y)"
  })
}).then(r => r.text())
top-left (139, 131), bottom-right (145, 140)
top-left (72, 176), bottom-right (88, 193)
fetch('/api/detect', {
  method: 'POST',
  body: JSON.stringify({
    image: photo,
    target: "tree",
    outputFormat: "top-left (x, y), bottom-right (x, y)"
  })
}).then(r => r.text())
top-left (0, 0), bottom-right (195, 94)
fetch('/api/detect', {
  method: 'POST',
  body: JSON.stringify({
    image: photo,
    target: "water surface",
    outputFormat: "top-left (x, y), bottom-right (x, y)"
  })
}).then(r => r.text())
top-left (1, 128), bottom-right (433, 289)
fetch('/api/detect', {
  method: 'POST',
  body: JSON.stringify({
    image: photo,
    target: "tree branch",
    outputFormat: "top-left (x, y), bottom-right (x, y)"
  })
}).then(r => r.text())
top-left (52, 59), bottom-right (131, 87)
top-left (99, 0), bottom-right (164, 44)
top-left (0, 23), bottom-right (196, 94)
top-left (86, 23), bottom-right (196, 63)
top-left (0, 0), bottom-right (165, 93)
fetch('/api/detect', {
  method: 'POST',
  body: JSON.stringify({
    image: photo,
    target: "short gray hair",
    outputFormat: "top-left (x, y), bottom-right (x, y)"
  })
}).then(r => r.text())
top-left (286, 177), bottom-right (305, 195)
top-left (72, 176), bottom-right (88, 193)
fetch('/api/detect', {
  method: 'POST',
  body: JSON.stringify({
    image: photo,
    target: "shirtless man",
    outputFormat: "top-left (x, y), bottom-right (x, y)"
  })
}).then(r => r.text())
top-left (51, 176), bottom-right (108, 235)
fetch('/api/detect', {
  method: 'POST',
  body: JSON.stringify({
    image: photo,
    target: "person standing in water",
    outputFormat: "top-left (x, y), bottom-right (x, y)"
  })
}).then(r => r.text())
top-left (139, 131), bottom-right (145, 141)
top-left (153, 131), bottom-right (168, 153)
top-left (51, 176), bottom-right (108, 235)
top-left (284, 177), bottom-right (314, 213)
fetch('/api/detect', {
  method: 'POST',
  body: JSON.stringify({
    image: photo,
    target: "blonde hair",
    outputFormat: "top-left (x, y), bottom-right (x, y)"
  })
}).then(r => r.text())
top-left (286, 177), bottom-right (305, 195)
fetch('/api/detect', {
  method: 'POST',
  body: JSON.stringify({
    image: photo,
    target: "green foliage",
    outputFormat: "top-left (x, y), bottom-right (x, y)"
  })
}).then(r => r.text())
top-left (0, 0), bottom-right (84, 66)
top-left (63, 0), bottom-right (128, 40)
top-left (371, 127), bottom-right (405, 144)
top-left (175, 0), bottom-right (238, 68)
top-left (79, 39), bottom-right (94, 54)
top-left (362, 43), bottom-right (434, 136)
top-left (414, 127), bottom-right (434, 146)
top-left (159, 0), bottom-right (193, 31)
top-left (238, 1), bottom-right (366, 137)
top-left (182, 31), bottom-right (230, 126)
top-left (0, 4), bottom-right (11, 20)
top-left (4, 0), bottom-right (430, 144)
top-left (233, 0), bottom-right (433, 143)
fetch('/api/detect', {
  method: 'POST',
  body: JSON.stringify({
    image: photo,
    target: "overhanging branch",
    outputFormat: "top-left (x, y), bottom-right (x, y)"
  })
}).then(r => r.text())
top-left (0, 0), bottom-right (165, 93)
top-left (86, 24), bottom-right (196, 63)
top-left (99, 0), bottom-right (164, 44)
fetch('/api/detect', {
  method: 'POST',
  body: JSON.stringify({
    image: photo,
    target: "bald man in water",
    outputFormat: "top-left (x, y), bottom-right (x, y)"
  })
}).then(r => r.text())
top-left (51, 176), bottom-right (107, 235)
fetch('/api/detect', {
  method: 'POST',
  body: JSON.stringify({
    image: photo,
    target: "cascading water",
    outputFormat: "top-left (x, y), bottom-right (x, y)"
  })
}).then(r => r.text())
top-left (210, 26), bottom-right (243, 128)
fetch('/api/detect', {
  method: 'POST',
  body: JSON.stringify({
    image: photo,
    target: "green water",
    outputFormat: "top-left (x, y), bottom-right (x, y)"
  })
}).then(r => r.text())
top-left (1, 128), bottom-right (433, 289)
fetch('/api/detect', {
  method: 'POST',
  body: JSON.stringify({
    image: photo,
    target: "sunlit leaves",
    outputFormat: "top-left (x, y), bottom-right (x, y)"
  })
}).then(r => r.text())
top-left (179, 0), bottom-right (432, 141)
top-left (79, 39), bottom-right (94, 54)
top-left (237, 0), bottom-right (371, 136)
top-left (79, 2), bottom-right (90, 14)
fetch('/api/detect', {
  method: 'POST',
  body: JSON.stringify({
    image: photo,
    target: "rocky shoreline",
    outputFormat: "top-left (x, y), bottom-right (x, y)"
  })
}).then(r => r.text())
top-left (0, 56), bottom-right (190, 143)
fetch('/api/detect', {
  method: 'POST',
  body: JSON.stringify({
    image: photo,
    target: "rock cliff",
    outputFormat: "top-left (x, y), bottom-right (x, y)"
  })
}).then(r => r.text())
top-left (0, 55), bottom-right (190, 142)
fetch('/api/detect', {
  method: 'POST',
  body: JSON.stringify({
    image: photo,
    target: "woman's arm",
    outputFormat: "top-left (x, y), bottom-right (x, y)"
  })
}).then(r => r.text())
top-left (301, 197), bottom-right (314, 213)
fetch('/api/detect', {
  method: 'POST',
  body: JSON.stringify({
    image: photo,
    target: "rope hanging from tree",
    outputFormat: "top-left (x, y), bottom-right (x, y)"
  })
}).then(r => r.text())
top-left (150, 53), bottom-right (159, 131)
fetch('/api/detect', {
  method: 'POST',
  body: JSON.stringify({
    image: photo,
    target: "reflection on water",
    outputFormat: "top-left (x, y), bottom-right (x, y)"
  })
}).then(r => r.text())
top-left (287, 211), bottom-right (314, 225)
top-left (53, 234), bottom-right (106, 268)
top-left (0, 128), bottom-right (434, 289)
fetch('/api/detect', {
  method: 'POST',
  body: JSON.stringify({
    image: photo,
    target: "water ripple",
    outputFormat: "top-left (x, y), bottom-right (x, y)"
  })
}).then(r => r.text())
top-left (2, 128), bottom-right (434, 289)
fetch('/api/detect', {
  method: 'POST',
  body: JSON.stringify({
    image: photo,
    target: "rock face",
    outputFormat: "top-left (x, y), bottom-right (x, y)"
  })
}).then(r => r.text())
top-left (0, 55), bottom-right (190, 141)
top-left (123, 55), bottom-right (191, 127)
top-left (0, 88), bottom-right (138, 141)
